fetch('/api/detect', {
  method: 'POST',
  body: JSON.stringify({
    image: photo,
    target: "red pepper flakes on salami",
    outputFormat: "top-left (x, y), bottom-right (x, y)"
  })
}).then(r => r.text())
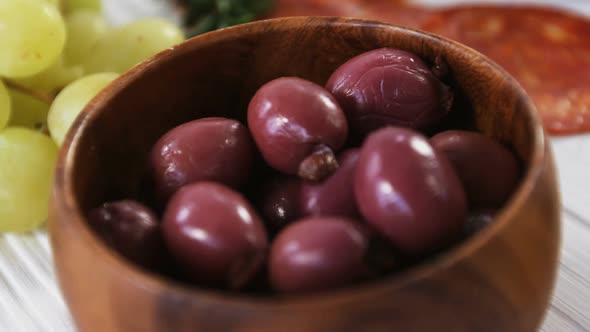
top-left (421, 5), bottom-right (590, 135)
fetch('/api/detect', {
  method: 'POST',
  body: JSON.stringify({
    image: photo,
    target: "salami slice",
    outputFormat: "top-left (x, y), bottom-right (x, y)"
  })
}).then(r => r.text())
top-left (361, 1), bottom-right (433, 29)
top-left (269, 0), bottom-right (353, 17)
top-left (421, 6), bottom-right (590, 135)
top-left (268, 0), bottom-right (432, 30)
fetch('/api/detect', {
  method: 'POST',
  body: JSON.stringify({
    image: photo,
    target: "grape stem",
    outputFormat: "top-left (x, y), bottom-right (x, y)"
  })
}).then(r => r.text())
top-left (4, 79), bottom-right (55, 105)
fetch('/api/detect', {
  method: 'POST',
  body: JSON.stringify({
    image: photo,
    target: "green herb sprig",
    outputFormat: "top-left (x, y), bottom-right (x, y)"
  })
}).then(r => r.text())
top-left (178, 0), bottom-right (275, 36)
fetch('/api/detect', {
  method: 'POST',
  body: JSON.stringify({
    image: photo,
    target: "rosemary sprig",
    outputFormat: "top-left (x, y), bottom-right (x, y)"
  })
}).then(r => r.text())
top-left (177, 0), bottom-right (275, 36)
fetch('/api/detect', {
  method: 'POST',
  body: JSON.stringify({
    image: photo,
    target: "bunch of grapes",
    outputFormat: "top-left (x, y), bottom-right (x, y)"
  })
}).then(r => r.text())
top-left (0, 0), bottom-right (185, 232)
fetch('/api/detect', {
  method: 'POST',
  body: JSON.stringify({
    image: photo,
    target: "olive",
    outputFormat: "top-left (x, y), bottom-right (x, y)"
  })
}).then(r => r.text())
top-left (162, 182), bottom-right (268, 289)
top-left (269, 217), bottom-right (370, 293)
top-left (326, 48), bottom-right (453, 137)
top-left (430, 130), bottom-right (520, 208)
top-left (150, 117), bottom-right (255, 202)
top-left (300, 149), bottom-right (361, 219)
top-left (355, 127), bottom-right (467, 255)
top-left (88, 200), bottom-right (165, 270)
top-left (258, 175), bottom-right (303, 232)
top-left (465, 209), bottom-right (497, 237)
top-left (248, 77), bottom-right (348, 181)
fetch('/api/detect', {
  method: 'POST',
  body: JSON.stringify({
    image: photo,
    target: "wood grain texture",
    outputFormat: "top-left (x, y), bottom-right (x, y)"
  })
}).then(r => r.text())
top-left (48, 17), bottom-right (560, 332)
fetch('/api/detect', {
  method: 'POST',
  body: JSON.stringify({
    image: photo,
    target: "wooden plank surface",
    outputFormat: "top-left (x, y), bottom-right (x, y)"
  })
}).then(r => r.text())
top-left (0, 0), bottom-right (588, 331)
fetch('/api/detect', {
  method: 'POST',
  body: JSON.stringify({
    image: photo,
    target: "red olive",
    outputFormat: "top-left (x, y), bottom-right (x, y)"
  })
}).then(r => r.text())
top-left (465, 209), bottom-right (497, 236)
top-left (88, 200), bottom-right (165, 270)
top-left (258, 175), bottom-right (303, 232)
top-left (300, 149), bottom-right (361, 219)
top-left (162, 182), bottom-right (268, 289)
top-left (326, 48), bottom-right (453, 137)
top-left (248, 77), bottom-right (348, 181)
top-left (430, 130), bottom-right (520, 208)
top-left (269, 217), bottom-right (370, 293)
top-left (150, 117), bottom-right (255, 202)
top-left (355, 127), bottom-right (467, 255)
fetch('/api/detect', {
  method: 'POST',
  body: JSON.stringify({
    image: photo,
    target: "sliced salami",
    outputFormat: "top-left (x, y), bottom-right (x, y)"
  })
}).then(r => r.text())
top-left (421, 5), bottom-right (590, 135)
top-left (268, 0), bottom-right (353, 17)
top-left (360, 1), bottom-right (433, 29)
top-left (268, 0), bottom-right (432, 30)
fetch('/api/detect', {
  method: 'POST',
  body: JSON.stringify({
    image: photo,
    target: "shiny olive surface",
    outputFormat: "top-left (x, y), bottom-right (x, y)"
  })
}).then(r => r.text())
top-left (355, 127), bottom-right (467, 255)
top-left (88, 200), bottom-right (165, 270)
top-left (150, 117), bottom-right (255, 202)
top-left (300, 149), bottom-right (361, 219)
top-left (162, 182), bottom-right (268, 289)
top-left (259, 175), bottom-right (303, 232)
top-left (431, 130), bottom-right (520, 208)
top-left (326, 48), bottom-right (453, 137)
top-left (465, 209), bottom-right (497, 237)
top-left (269, 217), bottom-right (370, 293)
top-left (248, 77), bottom-right (348, 181)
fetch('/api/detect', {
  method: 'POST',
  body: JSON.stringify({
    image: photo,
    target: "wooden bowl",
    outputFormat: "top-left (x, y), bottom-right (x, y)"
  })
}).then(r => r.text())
top-left (49, 17), bottom-right (561, 332)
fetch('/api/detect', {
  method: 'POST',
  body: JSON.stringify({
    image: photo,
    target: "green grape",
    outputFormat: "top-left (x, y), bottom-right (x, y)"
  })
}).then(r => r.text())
top-left (64, 10), bottom-right (109, 67)
top-left (0, 81), bottom-right (10, 130)
top-left (44, 0), bottom-right (60, 7)
top-left (85, 18), bottom-right (184, 74)
top-left (12, 57), bottom-right (84, 93)
top-left (0, 0), bottom-right (67, 78)
top-left (0, 127), bottom-right (58, 233)
top-left (7, 88), bottom-right (50, 129)
top-left (48, 73), bottom-right (118, 146)
top-left (63, 0), bottom-right (101, 14)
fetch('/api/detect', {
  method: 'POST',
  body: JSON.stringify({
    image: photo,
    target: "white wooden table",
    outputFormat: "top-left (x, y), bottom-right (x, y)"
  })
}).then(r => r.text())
top-left (1, 0), bottom-right (589, 330)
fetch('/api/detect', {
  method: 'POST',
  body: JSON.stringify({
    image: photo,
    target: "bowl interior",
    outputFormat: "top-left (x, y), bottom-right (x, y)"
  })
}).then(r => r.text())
top-left (61, 17), bottom-right (540, 293)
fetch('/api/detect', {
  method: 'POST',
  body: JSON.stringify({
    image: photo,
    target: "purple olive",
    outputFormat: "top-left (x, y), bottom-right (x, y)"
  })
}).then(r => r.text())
top-left (248, 77), bottom-right (348, 181)
top-left (150, 117), bottom-right (255, 201)
top-left (355, 127), bottom-right (467, 255)
top-left (162, 182), bottom-right (268, 289)
top-left (88, 200), bottom-right (165, 270)
top-left (269, 217), bottom-right (370, 293)
top-left (258, 175), bottom-right (303, 232)
top-left (465, 209), bottom-right (497, 236)
top-left (300, 149), bottom-right (361, 219)
top-left (430, 130), bottom-right (520, 208)
top-left (326, 48), bottom-right (453, 137)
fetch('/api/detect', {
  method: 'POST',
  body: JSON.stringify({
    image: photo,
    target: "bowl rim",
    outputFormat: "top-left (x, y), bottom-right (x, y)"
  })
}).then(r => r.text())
top-left (51, 16), bottom-right (547, 308)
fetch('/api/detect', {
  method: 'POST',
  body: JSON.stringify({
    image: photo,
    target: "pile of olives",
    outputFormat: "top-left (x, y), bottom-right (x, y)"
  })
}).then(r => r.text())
top-left (89, 48), bottom-right (520, 294)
